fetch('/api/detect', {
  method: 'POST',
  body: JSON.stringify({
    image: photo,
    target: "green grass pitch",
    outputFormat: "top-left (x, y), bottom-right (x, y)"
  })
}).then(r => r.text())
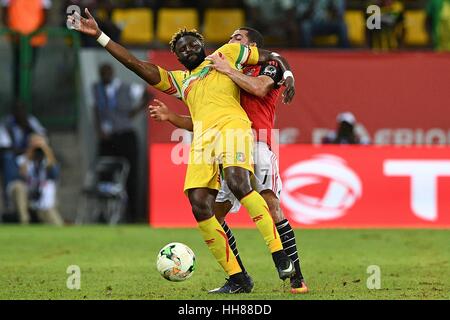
top-left (0, 225), bottom-right (449, 300)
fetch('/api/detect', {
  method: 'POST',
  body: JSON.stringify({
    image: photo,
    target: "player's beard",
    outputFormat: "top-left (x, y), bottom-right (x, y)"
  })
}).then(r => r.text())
top-left (180, 49), bottom-right (207, 71)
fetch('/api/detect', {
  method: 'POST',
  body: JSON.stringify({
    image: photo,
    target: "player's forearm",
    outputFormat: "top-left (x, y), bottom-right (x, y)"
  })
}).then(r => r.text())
top-left (102, 38), bottom-right (161, 85)
top-left (168, 113), bottom-right (193, 131)
top-left (224, 68), bottom-right (270, 98)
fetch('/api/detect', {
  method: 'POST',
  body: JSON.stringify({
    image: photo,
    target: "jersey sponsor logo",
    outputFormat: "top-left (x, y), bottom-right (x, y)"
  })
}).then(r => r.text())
top-left (281, 154), bottom-right (362, 224)
top-left (252, 214), bottom-right (264, 223)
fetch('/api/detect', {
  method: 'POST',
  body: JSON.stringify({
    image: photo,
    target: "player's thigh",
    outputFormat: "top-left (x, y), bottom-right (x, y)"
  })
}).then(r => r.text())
top-left (184, 139), bottom-right (221, 193)
top-left (254, 142), bottom-right (282, 199)
top-left (223, 166), bottom-right (253, 199)
top-left (215, 177), bottom-right (241, 223)
top-left (218, 120), bottom-right (255, 198)
top-left (216, 119), bottom-right (254, 175)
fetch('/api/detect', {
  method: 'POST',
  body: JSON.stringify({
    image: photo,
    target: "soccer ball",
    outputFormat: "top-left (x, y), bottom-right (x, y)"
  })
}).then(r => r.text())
top-left (156, 242), bottom-right (196, 281)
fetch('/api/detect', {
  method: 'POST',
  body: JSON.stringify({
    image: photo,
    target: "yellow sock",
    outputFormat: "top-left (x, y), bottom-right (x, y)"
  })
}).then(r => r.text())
top-left (198, 216), bottom-right (242, 276)
top-left (240, 191), bottom-right (283, 253)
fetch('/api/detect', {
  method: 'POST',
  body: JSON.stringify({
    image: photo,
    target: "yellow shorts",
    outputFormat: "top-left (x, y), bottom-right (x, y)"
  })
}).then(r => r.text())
top-left (184, 118), bottom-right (254, 193)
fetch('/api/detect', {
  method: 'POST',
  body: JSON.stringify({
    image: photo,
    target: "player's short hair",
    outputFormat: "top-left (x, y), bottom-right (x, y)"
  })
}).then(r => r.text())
top-left (169, 28), bottom-right (204, 53)
top-left (239, 27), bottom-right (264, 48)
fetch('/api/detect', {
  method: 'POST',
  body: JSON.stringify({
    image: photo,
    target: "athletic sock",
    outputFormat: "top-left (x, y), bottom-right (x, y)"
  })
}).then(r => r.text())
top-left (240, 190), bottom-right (283, 253)
top-left (276, 219), bottom-right (304, 280)
top-left (198, 216), bottom-right (242, 276)
top-left (221, 221), bottom-right (246, 273)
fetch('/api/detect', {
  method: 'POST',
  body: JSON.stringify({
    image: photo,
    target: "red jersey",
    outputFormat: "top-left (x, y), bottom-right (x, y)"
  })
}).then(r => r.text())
top-left (240, 61), bottom-right (283, 149)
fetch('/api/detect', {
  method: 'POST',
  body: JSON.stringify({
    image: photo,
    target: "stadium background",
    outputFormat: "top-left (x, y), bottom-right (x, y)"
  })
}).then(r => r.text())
top-left (0, 0), bottom-right (450, 301)
top-left (0, 0), bottom-right (448, 226)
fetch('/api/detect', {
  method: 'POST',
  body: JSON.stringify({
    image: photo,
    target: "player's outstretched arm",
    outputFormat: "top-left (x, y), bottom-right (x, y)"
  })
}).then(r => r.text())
top-left (67, 8), bottom-right (161, 85)
top-left (207, 53), bottom-right (274, 98)
top-left (148, 99), bottom-right (193, 131)
top-left (257, 49), bottom-right (295, 104)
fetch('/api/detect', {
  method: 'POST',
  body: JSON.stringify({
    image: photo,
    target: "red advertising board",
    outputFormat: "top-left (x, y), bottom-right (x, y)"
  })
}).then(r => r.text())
top-left (149, 144), bottom-right (450, 228)
top-left (148, 51), bottom-right (450, 145)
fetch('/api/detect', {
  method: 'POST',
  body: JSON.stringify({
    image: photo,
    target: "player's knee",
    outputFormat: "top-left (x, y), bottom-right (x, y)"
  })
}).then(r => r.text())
top-left (213, 202), bottom-right (230, 224)
top-left (191, 201), bottom-right (213, 222)
top-left (188, 191), bottom-right (215, 222)
top-left (226, 177), bottom-right (252, 200)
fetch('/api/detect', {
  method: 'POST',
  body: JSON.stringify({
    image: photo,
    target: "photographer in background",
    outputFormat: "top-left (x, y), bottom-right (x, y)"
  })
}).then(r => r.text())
top-left (8, 134), bottom-right (63, 225)
top-left (322, 112), bottom-right (371, 145)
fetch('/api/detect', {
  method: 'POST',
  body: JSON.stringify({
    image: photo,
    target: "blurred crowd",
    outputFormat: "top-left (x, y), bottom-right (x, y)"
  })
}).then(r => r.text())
top-left (0, 0), bottom-right (449, 50)
top-left (57, 0), bottom-right (450, 50)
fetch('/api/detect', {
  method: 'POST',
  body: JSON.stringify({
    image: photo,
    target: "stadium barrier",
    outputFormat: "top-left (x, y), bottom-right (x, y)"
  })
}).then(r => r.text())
top-left (149, 144), bottom-right (450, 228)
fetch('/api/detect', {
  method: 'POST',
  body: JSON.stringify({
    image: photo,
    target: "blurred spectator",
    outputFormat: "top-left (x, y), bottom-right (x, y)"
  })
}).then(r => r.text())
top-left (366, 0), bottom-right (404, 50)
top-left (8, 134), bottom-right (63, 225)
top-left (296, 0), bottom-right (349, 48)
top-left (1, 0), bottom-right (52, 98)
top-left (93, 63), bottom-right (152, 222)
top-left (0, 101), bottom-right (47, 203)
top-left (322, 112), bottom-right (370, 144)
top-left (244, 0), bottom-right (299, 46)
top-left (427, 0), bottom-right (450, 51)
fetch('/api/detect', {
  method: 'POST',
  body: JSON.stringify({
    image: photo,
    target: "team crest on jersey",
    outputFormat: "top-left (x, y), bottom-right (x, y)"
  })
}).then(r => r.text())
top-left (236, 152), bottom-right (246, 162)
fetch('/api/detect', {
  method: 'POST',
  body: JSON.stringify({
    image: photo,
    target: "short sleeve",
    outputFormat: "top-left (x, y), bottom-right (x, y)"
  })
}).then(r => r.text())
top-left (213, 43), bottom-right (259, 70)
top-left (153, 66), bottom-right (184, 100)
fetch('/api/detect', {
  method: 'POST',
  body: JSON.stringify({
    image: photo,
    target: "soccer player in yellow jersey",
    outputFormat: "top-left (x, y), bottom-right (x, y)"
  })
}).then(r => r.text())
top-left (68, 9), bottom-right (296, 293)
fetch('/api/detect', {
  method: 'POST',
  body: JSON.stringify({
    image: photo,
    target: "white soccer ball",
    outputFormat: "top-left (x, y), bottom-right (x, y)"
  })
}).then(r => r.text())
top-left (156, 242), bottom-right (196, 281)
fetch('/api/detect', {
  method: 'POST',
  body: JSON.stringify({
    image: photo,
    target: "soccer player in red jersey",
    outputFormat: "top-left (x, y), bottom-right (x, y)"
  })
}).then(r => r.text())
top-left (150, 27), bottom-right (308, 294)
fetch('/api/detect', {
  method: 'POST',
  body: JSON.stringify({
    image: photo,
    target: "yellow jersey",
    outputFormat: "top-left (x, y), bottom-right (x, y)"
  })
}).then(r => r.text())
top-left (153, 43), bottom-right (259, 130)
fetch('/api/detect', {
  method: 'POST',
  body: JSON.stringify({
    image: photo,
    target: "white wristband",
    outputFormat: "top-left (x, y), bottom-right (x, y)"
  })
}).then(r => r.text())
top-left (283, 70), bottom-right (294, 80)
top-left (96, 32), bottom-right (110, 47)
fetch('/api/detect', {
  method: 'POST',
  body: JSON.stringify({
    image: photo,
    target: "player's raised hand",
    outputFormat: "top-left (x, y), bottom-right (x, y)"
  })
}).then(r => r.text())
top-left (67, 8), bottom-right (101, 38)
top-left (280, 76), bottom-right (295, 104)
top-left (148, 99), bottom-right (171, 122)
top-left (205, 53), bottom-right (232, 74)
